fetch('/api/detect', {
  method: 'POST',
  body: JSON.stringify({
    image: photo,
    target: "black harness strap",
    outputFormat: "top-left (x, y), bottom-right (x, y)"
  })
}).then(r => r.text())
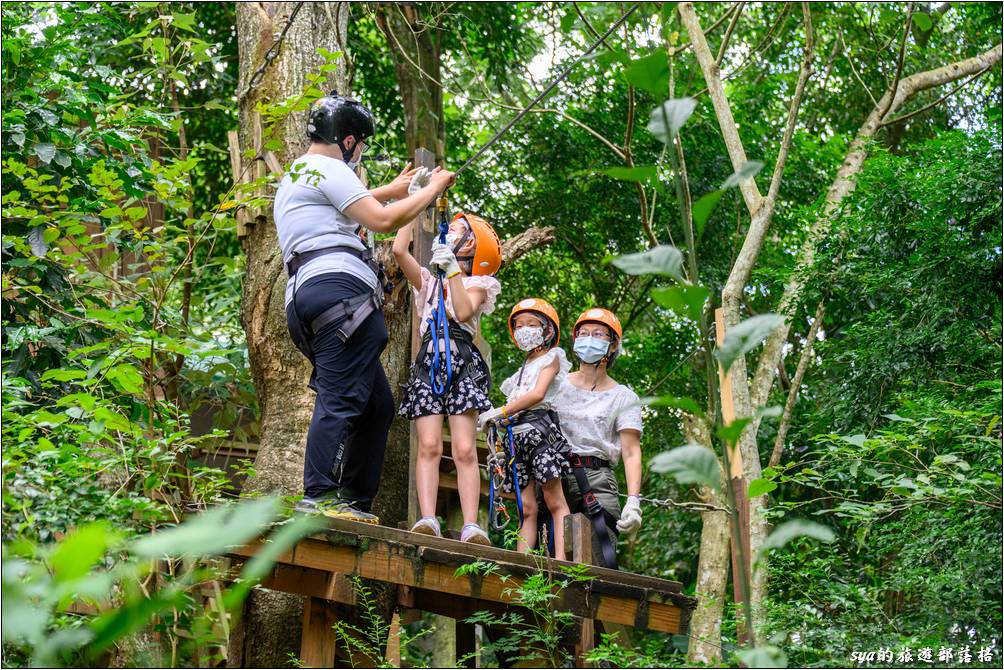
top-left (287, 245), bottom-right (391, 344)
top-left (413, 321), bottom-right (490, 391)
top-left (568, 453), bottom-right (620, 570)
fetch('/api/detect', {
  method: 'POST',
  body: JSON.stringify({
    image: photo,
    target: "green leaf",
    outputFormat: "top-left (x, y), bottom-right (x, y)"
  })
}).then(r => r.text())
top-left (646, 98), bottom-right (697, 143)
top-left (222, 515), bottom-right (327, 612)
top-left (634, 394), bottom-right (703, 415)
top-left (596, 165), bottom-right (660, 188)
top-left (651, 284), bottom-right (708, 322)
top-left (171, 11), bottom-right (198, 32)
top-left (131, 497), bottom-right (281, 559)
top-left (125, 206), bottom-right (148, 221)
top-left (721, 160), bottom-right (765, 189)
top-left (49, 523), bottom-right (118, 585)
top-left (716, 417), bottom-right (752, 445)
top-left (913, 11), bottom-right (933, 31)
top-left (623, 51), bottom-right (669, 96)
top-left (41, 369), bottom-right (86, 382)
top-left (759, 519), bottom-right (835, 556)
top-left (611, 245), bottom-right (684, 281)
top-left (841, 434), bottom-right (867, 447)
top-left (650, 444), bottom-right (720, 490)
top-left (692, 189), bottom-right (725, 240)
top-left (882, 413), bottom-right (913, 423)
top-left (735, 645), bottom-right (787, 668)
top-left (747, 478), bottom-right (777, 498)
top-left (714, 314), bottom-right (785, 374)
top-left (33, 143), bottom-right (56, 165)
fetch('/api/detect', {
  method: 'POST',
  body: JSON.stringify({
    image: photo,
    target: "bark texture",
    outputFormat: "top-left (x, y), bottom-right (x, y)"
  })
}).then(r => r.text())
top-left (684, 415), bottom-right (731, 666)
top-left (232, 4), bottom-right (349, 667)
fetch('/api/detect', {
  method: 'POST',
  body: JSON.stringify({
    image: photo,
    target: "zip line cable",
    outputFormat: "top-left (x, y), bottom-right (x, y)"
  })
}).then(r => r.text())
top-left (453, 3), bottom-right (640, 176)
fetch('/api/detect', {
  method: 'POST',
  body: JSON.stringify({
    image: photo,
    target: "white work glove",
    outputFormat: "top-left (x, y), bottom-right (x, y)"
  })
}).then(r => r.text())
top-left (477, 406), bottom-right (506, 432)
top-left (408, 166), bottom-right (432, 195)
top-left (616, 495), bottom-right (642, 535)
top-left (430, 242), bottom-right (462, 278)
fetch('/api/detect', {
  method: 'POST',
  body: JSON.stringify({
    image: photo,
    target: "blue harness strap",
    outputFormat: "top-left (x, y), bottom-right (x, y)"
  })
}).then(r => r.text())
top-left (505, 423), bottom-right (524, 527)
top-left (427, 217), bottom-right (453, 397)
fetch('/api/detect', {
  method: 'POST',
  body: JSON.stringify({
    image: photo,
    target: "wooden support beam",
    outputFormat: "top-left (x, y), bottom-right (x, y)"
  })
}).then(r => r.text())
top-left (229, 519), bottom-right (695, 635)
top-left (456, 620), bottom-right (476, 669)
top-left (301, 597), bottom-right (338, 668)
top-left (715, 307), bottom-right (752, 645)
top-left (408, 147), bottom-right (439, 526)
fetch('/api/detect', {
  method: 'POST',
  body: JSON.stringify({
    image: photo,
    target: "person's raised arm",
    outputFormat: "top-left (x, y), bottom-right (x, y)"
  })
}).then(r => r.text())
top-left (370, 162), bottom-right (416, 203)
top-left (345, 169), bottom-right (454, 234)
top-left (392, 221), bottom-right (425, 290)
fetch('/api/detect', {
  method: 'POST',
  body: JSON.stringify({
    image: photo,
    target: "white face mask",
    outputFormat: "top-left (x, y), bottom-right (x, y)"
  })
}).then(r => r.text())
top-left (514, 326), bottom-right (544, 352)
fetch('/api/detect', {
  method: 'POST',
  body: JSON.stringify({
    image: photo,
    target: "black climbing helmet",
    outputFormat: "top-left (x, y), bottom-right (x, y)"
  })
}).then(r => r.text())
top-left (306, 92), bottom-right (375, 161)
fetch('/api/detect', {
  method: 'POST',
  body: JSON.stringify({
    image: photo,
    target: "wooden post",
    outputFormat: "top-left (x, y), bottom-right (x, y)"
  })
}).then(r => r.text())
top-left (456, 620), bottom-right (477, 668)
top-left (568, 513), bottom-right (595, 666)
top-left (715, 308), bottom-right (752, 645)
top-left (408, 147), bottom-right (439, 526)
top-left (300, 597), bottom-right (337, 667)
top-left (226, 130), bottom-right (252, 238)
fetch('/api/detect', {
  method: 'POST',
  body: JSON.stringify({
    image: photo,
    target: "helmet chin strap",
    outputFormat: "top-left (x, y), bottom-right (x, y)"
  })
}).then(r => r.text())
top-left (336, 137), bottom-right (357, 166)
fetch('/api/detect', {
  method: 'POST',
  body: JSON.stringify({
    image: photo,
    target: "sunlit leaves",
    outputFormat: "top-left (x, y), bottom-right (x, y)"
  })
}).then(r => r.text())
top-left (650, 444), bottom-right (721, 490)
top-left (611, 245), bottom-right (684, 282)
top-left (646, 97), bottom-right (697, 143)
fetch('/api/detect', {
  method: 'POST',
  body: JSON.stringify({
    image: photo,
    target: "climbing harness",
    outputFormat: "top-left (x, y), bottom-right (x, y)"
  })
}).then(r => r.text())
top-left (454, 3), bottom-right (639, 177)
top-left (567, 453), bottom-right (620, 570)
top-left (486, 421), bottom-right (524, 532)
top-left (427, 195), bottom-right (454, 397)
top-left (286, 245), bottom-right (391, 359)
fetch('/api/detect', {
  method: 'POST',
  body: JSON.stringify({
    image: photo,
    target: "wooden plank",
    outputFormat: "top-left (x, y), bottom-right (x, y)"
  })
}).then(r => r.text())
top-left (256, 564), bottom-right (356, 605)
top-left (300, 597), bottom-right (337, 668)
top-left (226, 129), bottom-right (252, 238)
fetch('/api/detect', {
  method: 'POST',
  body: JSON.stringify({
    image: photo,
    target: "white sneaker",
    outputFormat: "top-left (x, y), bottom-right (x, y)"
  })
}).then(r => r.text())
top-left (460, 523), bottom-right (491, 546)
top-left (410, 517), bottom-right (441, 537)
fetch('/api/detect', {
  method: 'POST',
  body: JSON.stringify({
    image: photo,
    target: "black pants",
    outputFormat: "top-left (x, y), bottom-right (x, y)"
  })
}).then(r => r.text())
top-left (286, 273), bottom-right (394, 511)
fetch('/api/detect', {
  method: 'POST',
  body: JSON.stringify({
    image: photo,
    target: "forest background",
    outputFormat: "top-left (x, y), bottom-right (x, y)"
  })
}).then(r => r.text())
top-left (1, 2), bottom-right (1001, 668)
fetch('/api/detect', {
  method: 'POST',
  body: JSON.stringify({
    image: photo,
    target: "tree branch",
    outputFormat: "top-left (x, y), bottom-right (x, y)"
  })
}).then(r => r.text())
top-left (878, 3), bottom-right (914, 121)
top-left (750, 42), bottom-right (1003, 409)
top-left (880, 65), bottom-right (993, 126)
top-left (501, 226), bottom-right (556, 266)
top-left (715, 1), bottom-right (744, 67)
top-left (768, 302), bottom-right (824, 469)
top-left (678, 2), bottom-right (764, 215)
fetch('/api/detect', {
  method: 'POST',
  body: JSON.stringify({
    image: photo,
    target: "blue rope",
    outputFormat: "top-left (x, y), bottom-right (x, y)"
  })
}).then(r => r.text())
top-left (427, 218), bottom-right (453, 397)
top-left (505, 423), bottom-right (524, 527)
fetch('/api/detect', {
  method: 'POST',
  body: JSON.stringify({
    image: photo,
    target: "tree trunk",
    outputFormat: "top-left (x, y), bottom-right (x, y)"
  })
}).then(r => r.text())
top-left (232, 4), bottom-right (349, 667)
top-left (374, 3), bottom-right (446, 157)
top-left (685, 415), bottom-right (731, 666)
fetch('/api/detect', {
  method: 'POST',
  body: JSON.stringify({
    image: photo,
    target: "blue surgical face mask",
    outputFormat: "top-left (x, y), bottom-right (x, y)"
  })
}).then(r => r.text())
top-left (574, 336), bottom-right (610, 364)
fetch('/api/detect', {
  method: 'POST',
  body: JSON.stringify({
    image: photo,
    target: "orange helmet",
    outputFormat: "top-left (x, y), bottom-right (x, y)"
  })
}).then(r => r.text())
top-left (574, 307), bottom-right (623, 365)
top-left (508, 298), bottom-right (560, 348)
top-left (453, 212), bottom-right (501, 276)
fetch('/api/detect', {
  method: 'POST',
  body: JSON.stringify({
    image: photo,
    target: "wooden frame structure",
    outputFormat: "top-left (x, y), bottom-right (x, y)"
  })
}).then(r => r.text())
top-left (228, 517), bottom-right (696, 667)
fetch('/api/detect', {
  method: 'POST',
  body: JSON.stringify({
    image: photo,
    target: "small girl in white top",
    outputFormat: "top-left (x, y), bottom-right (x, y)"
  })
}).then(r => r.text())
top-left (394, 205), bottom-right (502, 546)
top-left (478, 298), bottom-right (572, 558)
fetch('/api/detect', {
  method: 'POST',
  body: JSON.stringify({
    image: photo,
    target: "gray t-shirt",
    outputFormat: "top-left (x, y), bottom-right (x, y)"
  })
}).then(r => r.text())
top-left (552, 377), bottom-right (643, 465)
top-left (274, 153), bottom-right (376, 306)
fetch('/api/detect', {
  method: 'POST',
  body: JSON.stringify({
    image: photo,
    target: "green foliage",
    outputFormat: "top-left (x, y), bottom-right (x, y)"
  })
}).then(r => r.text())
top-left (456, 558), bottom-right (591, 667)
top-left (1, 498), bottom-right (321, 667)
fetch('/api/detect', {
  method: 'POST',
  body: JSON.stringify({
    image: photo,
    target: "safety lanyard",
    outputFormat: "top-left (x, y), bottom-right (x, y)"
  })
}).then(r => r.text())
top-left (427, 202), bottom-right (453, 397)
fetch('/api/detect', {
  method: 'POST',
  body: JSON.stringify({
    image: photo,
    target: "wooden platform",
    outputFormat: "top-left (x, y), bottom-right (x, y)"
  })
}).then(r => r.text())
top-left (228, 516), bottom-right (695, 666)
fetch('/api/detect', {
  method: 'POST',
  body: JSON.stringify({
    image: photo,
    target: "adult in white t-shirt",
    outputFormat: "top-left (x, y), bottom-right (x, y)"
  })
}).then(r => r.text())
top-left (551, 308), bottom-right (643, 569)
top-left (277, 93), bottom-right (455, 523)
